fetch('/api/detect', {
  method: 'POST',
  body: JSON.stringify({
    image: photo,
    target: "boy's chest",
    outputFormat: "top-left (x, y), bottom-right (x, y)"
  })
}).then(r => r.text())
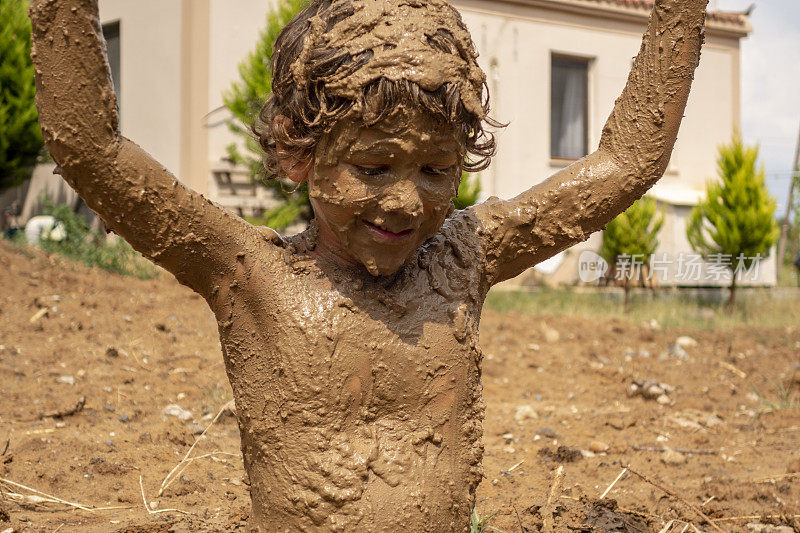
top-left (232, 266), bottom-right (483, 422)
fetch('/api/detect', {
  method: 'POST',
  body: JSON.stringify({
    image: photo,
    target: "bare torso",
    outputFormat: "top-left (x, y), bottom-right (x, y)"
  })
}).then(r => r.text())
top-left (212, 214), bottom-right (488, 532)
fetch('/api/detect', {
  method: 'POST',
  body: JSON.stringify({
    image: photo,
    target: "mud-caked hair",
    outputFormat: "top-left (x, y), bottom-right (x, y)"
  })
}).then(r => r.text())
top-left (253, 0), bottom-right (500, 179)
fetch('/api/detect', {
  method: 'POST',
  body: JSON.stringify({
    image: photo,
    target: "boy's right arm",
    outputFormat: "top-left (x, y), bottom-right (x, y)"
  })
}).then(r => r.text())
top-left (29, 0), bottom-right (263, 298)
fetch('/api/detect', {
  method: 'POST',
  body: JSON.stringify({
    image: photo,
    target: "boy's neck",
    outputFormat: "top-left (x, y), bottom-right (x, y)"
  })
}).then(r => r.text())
top-left (305, 219), bottom-right (367, 273)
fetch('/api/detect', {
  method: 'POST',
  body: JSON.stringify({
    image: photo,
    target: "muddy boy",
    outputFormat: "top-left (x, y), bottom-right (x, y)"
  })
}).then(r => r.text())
top-left (29, 0), bottom-right (707, 530)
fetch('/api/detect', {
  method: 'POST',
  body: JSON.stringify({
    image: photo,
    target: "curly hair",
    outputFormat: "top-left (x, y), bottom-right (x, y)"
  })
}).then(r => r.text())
top-left (253, 0), bottom-right (500, 180)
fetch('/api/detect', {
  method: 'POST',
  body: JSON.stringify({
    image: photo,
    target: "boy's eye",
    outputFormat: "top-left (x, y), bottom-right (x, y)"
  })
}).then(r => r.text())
top-left (354, 165), bottom-right (389, 176)
top-left (422, 166), bottom-right (455, 177)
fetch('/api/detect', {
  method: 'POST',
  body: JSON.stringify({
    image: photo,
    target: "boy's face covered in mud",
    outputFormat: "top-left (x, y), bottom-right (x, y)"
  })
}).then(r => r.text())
top-left (309, 110), bottom-right (463, 276)
top-left (284, 0), bottom-right (487, 276)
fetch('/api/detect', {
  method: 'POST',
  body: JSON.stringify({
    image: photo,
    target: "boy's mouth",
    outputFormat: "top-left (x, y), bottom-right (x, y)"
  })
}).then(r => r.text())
top-left (363, 220), bottom-right (413, 240)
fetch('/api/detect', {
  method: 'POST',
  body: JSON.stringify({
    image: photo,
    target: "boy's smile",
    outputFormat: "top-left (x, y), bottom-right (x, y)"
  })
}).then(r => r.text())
top-left (307, 111), bottom-right (464, 276)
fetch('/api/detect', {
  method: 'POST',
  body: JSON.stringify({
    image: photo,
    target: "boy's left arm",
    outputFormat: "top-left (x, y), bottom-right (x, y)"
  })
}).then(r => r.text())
top-left (469, 0), bottom-right (707, 285)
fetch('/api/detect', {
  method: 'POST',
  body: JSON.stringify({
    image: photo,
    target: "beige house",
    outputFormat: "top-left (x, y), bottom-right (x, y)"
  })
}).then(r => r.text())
top-left (7, 0), bottom-right (769, 286)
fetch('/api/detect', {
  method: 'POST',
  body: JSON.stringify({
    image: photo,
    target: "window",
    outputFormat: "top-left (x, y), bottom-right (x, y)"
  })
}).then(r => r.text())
top-left (102, 22), bottom-right (121, 102)
top-left (550, 55), bottom-right (589, 159)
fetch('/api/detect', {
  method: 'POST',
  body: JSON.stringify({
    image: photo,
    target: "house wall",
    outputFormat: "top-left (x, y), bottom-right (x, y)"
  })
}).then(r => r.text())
top-left (206, 0), bottom-right (275, 167)
top-left (98, 0), bottom-right (184, 181)
top-left (454, 0), bottom-right (741, 200)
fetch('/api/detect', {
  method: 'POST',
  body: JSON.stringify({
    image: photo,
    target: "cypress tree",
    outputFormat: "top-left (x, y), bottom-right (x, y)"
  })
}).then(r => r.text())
top-left (0, 0), bottom-right (44, 192)
top-left (687, 133), bottom-right (779, 309)
top-left (223, 0), bottom-right (310, 230)
top-left (600, 196), bottom-right (664, 310)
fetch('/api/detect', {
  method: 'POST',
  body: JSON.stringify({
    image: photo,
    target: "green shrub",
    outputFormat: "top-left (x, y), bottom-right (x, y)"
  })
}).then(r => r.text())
top-left (0, 0), bottom-right (44, 192)
top-left (687, 133), bottom-right (779, 309)
top-left (600, 196), bottom-right (664, 309)
top-left (223, 0), bottom-right (311, 230)
top-left (36, 202), bottom-right (156, 279)
top-left (453, 172), bottom-right (481, 210)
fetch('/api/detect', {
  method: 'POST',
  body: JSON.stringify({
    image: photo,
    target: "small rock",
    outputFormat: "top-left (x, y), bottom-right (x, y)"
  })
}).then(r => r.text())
top-left (56, 375), bottom-right (75, 385)
top-left (746, 523), bottom-right (794, 533)
top-left (501, 433), bottom-right (514, 443)
top-left (656, 394), bottom-right (672, 405)
top-left (661, 448), bottom-right (686, 465)
top-left (629, 379), bottom-right (674, 402)
top-left (514, 405), bottom-right (538, 423)
top-left (660, 343), bottom-right (689, 361)
top-left (105, 440), bottom-right (115, 447)
top-left (675, 336), bottom-right (698, 348)
top-left (589, 441), bottom-right (610, 453)
top-left (536, 427), bottom-right (559, 439)
top-left (502, 446), bottom-right (516, 454)
top-left (149, 501), bottom-right (159, 510)
top-left (162, 404), bottom-right (193, 421)
top-left (104, 404), bottom-right (116, 412)
top-left (105, 347), bottom-right (119, 358)
top-left (118, 414), bottom-right (130, 423)
top-left (189, 423), bottom-right (205, 435)
top-left (540, 322), bottom-right (560, 343)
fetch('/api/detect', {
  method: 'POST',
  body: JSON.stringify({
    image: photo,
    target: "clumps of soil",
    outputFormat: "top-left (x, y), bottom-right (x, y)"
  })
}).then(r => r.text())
top-left (577, 498), bottom-right (649, 532)
top-left (0, 499), bottom-right (10, 522)
top-left (524, 497), bottom-right (650, 532)
top-left (538, 445), bottom-right (582, 463)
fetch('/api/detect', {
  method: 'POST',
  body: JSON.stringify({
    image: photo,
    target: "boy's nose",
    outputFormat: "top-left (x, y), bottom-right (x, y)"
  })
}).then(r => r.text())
top-left (379, 180), bottom-right (424, 219)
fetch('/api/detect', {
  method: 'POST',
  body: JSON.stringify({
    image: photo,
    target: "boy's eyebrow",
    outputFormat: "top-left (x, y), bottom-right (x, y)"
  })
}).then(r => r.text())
top-left (349, 137), bottom-right (462, 157)
top-left (348, 145), bottom-right (395, 157)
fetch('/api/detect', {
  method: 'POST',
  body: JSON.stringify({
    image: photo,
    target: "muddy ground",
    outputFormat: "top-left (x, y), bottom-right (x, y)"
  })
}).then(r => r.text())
top-left (1, 240), bottom-right (798, 532)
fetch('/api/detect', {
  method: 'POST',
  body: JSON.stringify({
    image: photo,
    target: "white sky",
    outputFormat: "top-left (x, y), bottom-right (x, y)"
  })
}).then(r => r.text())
top-left (717, 0), bottom-right (800, 217)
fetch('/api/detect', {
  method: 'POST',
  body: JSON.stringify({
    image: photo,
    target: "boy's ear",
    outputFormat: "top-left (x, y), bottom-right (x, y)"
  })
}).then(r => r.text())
top-left (278, 150), bottom-right (312, 184)
top-left (274, 116), bottom-right (311, 184)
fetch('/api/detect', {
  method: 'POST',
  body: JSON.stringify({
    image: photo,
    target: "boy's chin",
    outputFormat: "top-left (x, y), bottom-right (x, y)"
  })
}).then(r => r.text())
top-left (356, 252), bottom-right (411, 277)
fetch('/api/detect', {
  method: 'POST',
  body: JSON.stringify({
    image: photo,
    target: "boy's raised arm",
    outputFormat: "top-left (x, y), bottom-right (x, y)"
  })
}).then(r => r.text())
top-left (470, 0), bottom-right (708, 285)
top-left (29, 0), bottom-right (261, 298)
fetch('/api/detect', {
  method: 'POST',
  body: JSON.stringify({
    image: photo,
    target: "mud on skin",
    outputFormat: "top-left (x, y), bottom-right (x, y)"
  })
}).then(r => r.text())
top-left (29, 0), bottom-right (707, 530)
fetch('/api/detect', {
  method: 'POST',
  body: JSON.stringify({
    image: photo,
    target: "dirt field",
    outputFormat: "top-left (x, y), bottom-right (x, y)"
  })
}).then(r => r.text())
top-left (1, 240), bottom-right (799, 532)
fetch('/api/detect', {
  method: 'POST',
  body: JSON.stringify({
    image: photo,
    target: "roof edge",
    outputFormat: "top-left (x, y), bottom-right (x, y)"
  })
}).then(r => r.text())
top-left (486, 0), bottom-right (753, 38)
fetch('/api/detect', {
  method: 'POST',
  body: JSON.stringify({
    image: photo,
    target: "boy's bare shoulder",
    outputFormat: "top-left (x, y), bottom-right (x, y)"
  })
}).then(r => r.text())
top-left (411, 208), bottom-right (489, 297)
